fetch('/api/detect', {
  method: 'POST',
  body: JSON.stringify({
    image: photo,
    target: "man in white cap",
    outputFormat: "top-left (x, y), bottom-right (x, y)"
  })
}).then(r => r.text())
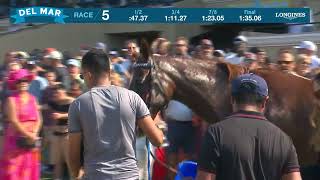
top-left (295, 41), bottom-right (320, 69)
top-left (67, 59), bottom-right (85, 89)
top-left (225, 35), bottom-right (248, 64)
top-left (67, 59), bottom-right (81, 81)
top-left (44, 50), bottom-right (70, 89)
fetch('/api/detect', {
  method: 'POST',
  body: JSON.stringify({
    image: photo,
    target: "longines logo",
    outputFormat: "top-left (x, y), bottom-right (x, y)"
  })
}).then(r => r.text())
top-left (275, 12), bottom-right (306, 21)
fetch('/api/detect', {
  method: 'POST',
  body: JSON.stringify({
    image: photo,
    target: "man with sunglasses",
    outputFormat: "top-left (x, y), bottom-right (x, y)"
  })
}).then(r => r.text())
top-left (27, 60), bottom-right (48, 103)
top-left (277, 49), bottom-right (298, 76)
top-left (68, 50), bottom-right (164, 180)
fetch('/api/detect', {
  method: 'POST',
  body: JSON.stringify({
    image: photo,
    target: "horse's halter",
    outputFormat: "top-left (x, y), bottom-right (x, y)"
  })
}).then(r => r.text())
top-left (132, 57), bottom-right (170, 111)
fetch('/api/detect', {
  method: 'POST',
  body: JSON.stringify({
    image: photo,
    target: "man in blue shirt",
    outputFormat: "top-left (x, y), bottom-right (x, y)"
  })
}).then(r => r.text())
top-left (225, 35), bottom-right (248, 64)
top-left (27, 61), bottom-right (48, 103)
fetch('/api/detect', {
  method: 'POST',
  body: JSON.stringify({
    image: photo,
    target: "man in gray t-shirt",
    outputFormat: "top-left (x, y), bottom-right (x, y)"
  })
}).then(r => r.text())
top-left (68, 50), bottom-right (164, 180)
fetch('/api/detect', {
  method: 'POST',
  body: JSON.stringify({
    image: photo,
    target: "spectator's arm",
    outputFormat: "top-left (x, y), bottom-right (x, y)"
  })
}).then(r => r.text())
top-left (123, 71), bottom-right (131, 79)
top-left (115, 64), bottom-right (131, 79)
top-left (68, 100), bottom-right (82, 178)
top-left (54, 112), bottom-right (68, 120)
top-left (282, 142), bottom-right (301, 180)
top-left (69, 132), bottom-right (82, 179)
top-left (134, 93), bottom-right (163, 146)
top-left (137, 115), bottom-right (164, 147)
top-left (282, 172), bottom-right (302, 180)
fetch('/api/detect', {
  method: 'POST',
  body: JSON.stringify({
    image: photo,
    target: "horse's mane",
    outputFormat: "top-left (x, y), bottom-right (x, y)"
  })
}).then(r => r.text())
top-left (215, 61), bottom-right (248, 81)
top-left (153, 56), bottom-right (312, 86)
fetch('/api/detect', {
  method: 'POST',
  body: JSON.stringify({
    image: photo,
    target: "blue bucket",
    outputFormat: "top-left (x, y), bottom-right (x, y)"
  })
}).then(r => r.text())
top-left (174, 160), bottom-right (198, 180)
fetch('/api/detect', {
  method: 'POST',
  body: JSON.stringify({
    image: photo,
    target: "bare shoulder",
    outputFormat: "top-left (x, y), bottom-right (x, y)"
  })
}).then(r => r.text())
top-left (6, 96), bottom-right (15, 105)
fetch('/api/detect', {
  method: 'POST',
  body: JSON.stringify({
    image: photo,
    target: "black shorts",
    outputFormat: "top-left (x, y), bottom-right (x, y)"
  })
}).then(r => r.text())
top-left (166, 120), bottom-right (196, 154)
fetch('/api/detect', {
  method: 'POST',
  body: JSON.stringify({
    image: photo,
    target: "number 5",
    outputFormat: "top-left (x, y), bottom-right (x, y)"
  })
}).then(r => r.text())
top-left (102, 10), bottom-right (109, 21)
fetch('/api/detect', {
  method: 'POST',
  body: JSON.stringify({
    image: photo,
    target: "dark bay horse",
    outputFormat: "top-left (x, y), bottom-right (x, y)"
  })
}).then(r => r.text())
top-left (130, 54), bottom-right (318, 166)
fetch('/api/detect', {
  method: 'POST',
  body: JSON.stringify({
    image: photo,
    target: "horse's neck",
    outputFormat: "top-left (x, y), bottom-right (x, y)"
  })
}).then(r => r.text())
top-left (158, 58), bottom-right (228, 121)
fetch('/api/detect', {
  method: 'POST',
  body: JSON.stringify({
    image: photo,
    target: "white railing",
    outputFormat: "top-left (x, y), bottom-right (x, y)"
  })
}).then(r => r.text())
top-left (246, 32), bottom-right (320, 47)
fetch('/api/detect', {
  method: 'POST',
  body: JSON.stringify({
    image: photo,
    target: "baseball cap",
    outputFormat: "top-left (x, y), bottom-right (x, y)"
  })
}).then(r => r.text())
top-left (294, 41), bottom-right (317, 52)
top-left (231, 73), bottom-right (268, 97)
top-left (15, 51), bottom-right (30, 60)
top-left (213, 50), bottom-right (225, 57)
top-left (67, 59), bottom-right (80, 67)
top-left (233, 35), bottom-right (248, 44)
top-left (95, 42), bottom-right (107, 52)
top-left (109, 50), bottom-right (118, 56)
top-left (44, 51), bottom-right (63, 60)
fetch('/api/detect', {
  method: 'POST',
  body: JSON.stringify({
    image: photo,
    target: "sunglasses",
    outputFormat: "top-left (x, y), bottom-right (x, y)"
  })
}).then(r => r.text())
top-left (301, 62), bottom-right (311, 65)
top-left (278, 61), bottom-right (293, 65)
top-left (175, 44), bottom-right (186, 47)
top-left (80, 74), bottom-right (84, 79)
top-left (201, 44), bottom-right (213, 49)
top-left (17, 79), bottom-right (29, 84)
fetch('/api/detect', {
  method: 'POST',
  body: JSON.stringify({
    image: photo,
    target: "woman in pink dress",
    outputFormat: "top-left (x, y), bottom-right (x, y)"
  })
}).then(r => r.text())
top-left (0, 68), bottom-right (42, 180)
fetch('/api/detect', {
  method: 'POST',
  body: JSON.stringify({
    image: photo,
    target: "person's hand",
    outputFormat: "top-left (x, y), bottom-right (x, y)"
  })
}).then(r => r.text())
top-left (156, 121), bottom-right (167, 131)
top-left (26, 132), bottom-right (40, 145)
top-left (72, 169), bottom-right (84, 180)
top-left (78, 169), bottom-right (85, 179)
top-left (51, 112), bottom-right (63, 120)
